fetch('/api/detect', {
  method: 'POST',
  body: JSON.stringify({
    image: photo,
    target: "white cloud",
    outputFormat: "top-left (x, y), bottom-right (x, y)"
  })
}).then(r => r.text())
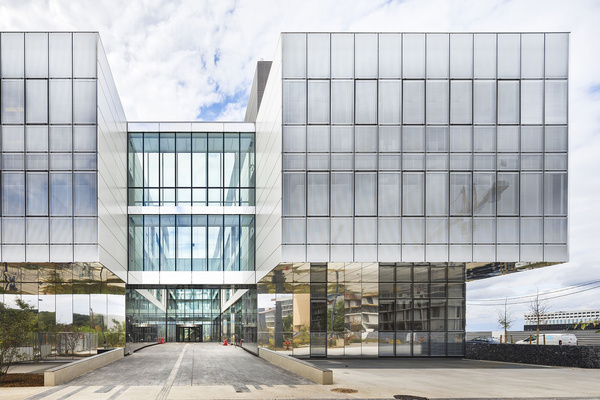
top-left (1, 0), bottom-right (599, 330)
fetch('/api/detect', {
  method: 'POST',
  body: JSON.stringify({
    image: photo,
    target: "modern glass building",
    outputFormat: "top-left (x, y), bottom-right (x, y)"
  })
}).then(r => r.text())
top-left (0, 32), bottom-right (568, 358)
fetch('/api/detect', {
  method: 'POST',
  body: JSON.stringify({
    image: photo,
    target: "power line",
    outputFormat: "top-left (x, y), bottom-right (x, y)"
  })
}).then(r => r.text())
top-left (467, 279), bottom-right (600, 302)
top-left (467, 284), bottom-right (600, 306)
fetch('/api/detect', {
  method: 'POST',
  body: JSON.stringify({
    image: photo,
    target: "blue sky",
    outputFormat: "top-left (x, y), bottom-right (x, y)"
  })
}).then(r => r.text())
top-left (2, 0), bottom-right (600, 330)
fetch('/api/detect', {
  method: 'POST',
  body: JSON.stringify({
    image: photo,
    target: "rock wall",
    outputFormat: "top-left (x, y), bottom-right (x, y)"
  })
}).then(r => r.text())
top-left (465, 343), bottom-right (600, 368)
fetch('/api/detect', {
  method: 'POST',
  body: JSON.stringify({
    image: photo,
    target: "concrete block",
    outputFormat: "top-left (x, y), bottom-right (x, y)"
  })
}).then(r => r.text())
top-left (258, 348), bottom-right (333, 385)
top-left (44, 348), bottom-right (124, 386)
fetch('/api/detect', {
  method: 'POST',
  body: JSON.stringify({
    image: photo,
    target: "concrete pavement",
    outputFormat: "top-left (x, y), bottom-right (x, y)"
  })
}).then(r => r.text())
top-left (1, 343), bottom-right (599, 399)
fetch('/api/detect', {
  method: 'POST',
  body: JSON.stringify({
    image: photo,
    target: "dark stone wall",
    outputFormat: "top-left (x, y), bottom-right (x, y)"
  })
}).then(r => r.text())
top-left (465, 343), bottom-right (600, 368)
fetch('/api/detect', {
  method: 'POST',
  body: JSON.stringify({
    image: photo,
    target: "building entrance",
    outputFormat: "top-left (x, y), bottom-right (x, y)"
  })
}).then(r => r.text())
top-left (176, 325), bottom-right (203, 342)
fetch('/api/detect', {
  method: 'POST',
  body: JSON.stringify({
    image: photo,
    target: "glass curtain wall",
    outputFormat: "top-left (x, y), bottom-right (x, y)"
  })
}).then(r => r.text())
top-left (257, 262), bottom-right (465, 358)
top-left (128, 214), bottom-right (254, 272)
top-left (221, 289), bottom-right (258, 353)
top-left (128, 132), bottom-right (255, 207)
top-left (1, 263), bottom-right (125, 359)
top-left (281, 33), bottom-right (568, 264)
top-left (1, 32), bottom-right (99, 263)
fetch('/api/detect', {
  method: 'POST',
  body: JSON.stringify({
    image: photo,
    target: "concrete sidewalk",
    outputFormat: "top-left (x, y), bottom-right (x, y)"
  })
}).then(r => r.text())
top-left (1, 344), bottom-right (599, 399)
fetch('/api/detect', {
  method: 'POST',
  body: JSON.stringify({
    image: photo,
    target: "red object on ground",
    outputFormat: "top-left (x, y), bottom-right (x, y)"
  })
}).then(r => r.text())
top-left (223, 339), bottom-right (228, 346)
top-left (159, 337), bottom-right (164, 344)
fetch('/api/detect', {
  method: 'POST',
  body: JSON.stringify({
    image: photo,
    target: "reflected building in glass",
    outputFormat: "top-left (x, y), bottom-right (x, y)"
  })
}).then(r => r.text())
top-left (0, 32), bottom-right (568, 359)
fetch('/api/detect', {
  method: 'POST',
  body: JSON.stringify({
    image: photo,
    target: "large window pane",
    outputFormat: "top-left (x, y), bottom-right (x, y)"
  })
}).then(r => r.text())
top-left (192, 134), bottom-right (207, 187)
top-left (73, 80), bottom-right (96, 124)
top-left (450, 80), bottom-right (472, 124)
top-left (545, 81), bottom-right (568, 125)
top-left (403, 173), bottom-right (424, 215)
top-left (379, 34), bottom-right (401, 78)
top-left (25, 33), bottom-right (48, 78)
top-left (49, 33), bottom-right (72, 78)
top-left (224, 215), bottom-right (240, 271)
top-left (544, 173), bottom-right (567, 215)
top-left (74, 126), bottom-right (96, 152)
top-left (143, 215), bottom-right (160, 271)
top-left (450, 173), bottom-right (472, 216)
top-left (208, 216), bottom-right (223, 271)
top-left (26, 79), bottom-right (48, 124)
top-left (355, 80), bottom-right (377, 124)
top-left (241, 216), bottom-right (254, 271)
top-left (283, 81), bottom-right (306, 124)
top-left (426, 80), bottom-right (449, 124)
top-left (283, 173), bottom-right (305, 216)
top-left (282, 34), bottom-right (306, 79)
top-left (26, 126), bottom-right (49, 152)
top-left (474, 34), bottom-right (496, 78)
top-left (545, 33), bottom-right (568, 78)
top-left (355, 173), bottom-right (376, 216)
top-left (355, 34), bottom-right (378, 78)
top-left (74, 172), bottom-right (97, 216)
top-left (3, 172), bottom-right (25, 216)
top-left (379, 80), bottom-right (401, 124)
top-left (403, 34), bottom-right (425, 78)
top-left (426, 34), bottom-right (449, 78)
top-left (176, 215), bottom-right (191, 271)
top-left (1, 33), bottom-right (24, 77)
top-left (331, 81), bottom-right (353, 124)
top-left (498, 81), bottom-right (519, 124)
top-left (473, 81), bottom-right (496, 124)
top-left (73, 33), bottom-right (96, 78)
top-left (403, 80), bottom-right (424, 124)
top-left (473, 173), bottom-right (495, 216)
top-left (450, 34), bottom-right (473, 78)
top-left (521, 80), bottom-right (543, 124)
top-left (1, 80), bottom-right (25, 123)
top-left (26, 176), bottom-right (49, 217)
top-left (307, 173), bottom-right (329, 216)
top-left (497, 173), bottom-right (519, 216)
top-left (379, 173), bottom-right (401, 216)
top-left (331, 173), bottom-right (353, 216)
top-left (307, 33), bottom-right (330, 78)
top-left (426, 173), bottom-right (448, 216)
top-left (521, 34), bottom-right (544, 78)
top-left (240, 133), bottom-right (255, 187)
top-left (50, 80), bottom-right (73, 124)
top-left (208, 134), bottom-right (222, 188)
top-left (308, 80), bottom-right (330, 124)
top-left (497, 34), bottom-right (520, 78)
top-left (192, 215), bottom-right (207, 271)
top-left (50, 173), bottom-right (72, 216)
top-left (331, 34), bottom-right (354, 78)
top-left (129, 215), bottom-right (143, 270)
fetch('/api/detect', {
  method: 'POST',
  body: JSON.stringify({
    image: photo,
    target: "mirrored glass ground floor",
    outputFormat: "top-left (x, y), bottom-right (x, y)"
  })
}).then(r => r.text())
top-left (2, 262), bottom-right (466, 358)
top-left (0, 263), bottom-right (126, 360)
top-left (256, 262), bottom-right (466, 358)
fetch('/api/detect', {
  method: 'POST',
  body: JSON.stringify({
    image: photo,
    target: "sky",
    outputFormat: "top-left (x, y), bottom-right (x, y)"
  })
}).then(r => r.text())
top-left (1, 0), bottom-right (599, 331)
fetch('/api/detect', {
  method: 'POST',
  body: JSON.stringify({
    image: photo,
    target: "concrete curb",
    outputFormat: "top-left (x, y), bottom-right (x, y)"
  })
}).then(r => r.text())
top-left (44, 348), bottom-right (124, 386)
top-left (258, 348), bottom-right (333, 385)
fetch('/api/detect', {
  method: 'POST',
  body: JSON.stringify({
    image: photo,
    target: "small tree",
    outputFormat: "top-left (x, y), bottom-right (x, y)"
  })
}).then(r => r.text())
top-left (497, 298), bottom-right (514, 343)
top-left (0, 300), bottom-right (35, 384)
top-left (529, 289), bottom-right (549, 344)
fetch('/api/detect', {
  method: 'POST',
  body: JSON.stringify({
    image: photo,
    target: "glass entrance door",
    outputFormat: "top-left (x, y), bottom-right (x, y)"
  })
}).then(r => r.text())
top-left (176, 326), bottom-right (203, 342)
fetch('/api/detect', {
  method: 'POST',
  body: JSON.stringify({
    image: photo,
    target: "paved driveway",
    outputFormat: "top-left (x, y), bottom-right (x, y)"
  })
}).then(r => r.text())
top-left (67, 342), bottom-right (313, 389)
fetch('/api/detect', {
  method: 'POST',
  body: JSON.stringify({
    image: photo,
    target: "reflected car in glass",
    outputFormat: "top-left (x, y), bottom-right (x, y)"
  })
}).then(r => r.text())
top-left (466, 336), bottom-right (500, 344)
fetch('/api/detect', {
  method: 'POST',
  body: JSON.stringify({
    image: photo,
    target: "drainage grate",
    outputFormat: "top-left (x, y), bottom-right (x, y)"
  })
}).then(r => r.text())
top-left (393, 396), bottom-right (429, 400)
top-left (331, 388), bottom-right (358, 394)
